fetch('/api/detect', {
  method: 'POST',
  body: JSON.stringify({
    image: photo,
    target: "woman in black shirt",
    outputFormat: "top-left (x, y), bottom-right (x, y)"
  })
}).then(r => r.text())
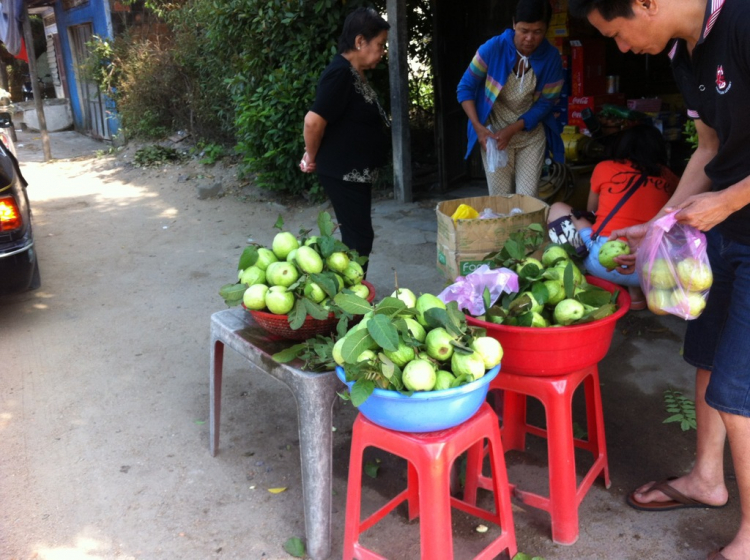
top-left (300, 7), bottom-right (390, 269)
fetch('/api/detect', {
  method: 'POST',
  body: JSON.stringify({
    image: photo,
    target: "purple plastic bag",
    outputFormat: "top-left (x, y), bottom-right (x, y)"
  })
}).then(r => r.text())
top-left (437, 265), bottom-right (518, 316)
top-left (636, 212), bottom-right (712, 320)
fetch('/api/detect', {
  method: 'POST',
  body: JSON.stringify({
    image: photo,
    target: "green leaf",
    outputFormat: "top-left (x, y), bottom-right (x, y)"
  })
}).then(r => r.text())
top-left (272, 344), bottom-right (306, 363)
top-left (364, 461), bottom-right (379, 479)
top-left (663, 414), bottom-right (683, 424)
top-left (310, 272), bottom-right (338, 299)
top-left (334, 293), bottom-right (372, 315)
top-left (423, 307), bottom-right (450, 329)
top-left (563, 262), bottom-right (576, 298)
top-left (366, 314), bottom-right (399, 352)
top-left (576, 287), bottom-right (612, 307)
top-left (482, 287), bottom-right (491, 312)
top-left (303, 298), bottom-right (330, 320)
top-left (351, 379), bottom-right (375, 407)
top-left (283, 536), bottom-right (306, 558)
top-left (238, 245), bottom-right (259, 270)
top-left (373, 296), bottom-right (407, 316)
top-left (341, 329), bottom-right (377, 363)
top-left (289, 299), bottom-right (307, 330)
top-left (318, 235), bottom-right (336, 258)
top-left (219, 283), bottom-right (247, 307)
top-left (531, 281), bottom-right (549, 306)
top-left (273, 214), bottom-right (284, 230)
top-left (318, 211), bottom-right (334, 237)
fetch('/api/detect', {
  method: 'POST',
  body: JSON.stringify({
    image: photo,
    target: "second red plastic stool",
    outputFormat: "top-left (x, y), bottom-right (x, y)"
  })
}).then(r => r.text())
top-left (342, 402), bottom-right (517, 560)
top-left (465, 365), bottom-right (610, 545)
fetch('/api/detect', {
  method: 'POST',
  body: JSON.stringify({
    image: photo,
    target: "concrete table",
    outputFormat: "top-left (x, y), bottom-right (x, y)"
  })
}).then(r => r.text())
top-left (209, 307), bottom-right (341, 560)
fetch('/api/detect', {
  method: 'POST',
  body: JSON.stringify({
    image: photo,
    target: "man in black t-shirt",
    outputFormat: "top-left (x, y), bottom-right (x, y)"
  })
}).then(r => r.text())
top-left (569, 1), bottom-right (750, 558)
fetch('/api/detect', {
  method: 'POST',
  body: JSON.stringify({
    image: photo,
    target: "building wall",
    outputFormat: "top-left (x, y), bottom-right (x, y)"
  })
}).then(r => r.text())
top-left (52, 0), bottom-right (118, 137)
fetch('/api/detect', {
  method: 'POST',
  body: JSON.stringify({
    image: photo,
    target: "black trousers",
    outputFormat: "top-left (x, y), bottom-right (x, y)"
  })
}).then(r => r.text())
top-left (319, 175), bottom-right (374, 264)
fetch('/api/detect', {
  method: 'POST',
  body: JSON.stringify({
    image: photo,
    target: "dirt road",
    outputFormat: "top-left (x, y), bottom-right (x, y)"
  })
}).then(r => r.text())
top-left (0, 132), bottom-right (741, 560)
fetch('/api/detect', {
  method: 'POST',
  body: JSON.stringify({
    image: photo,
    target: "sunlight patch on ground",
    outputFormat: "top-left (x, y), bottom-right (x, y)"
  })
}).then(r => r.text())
top-left (36, 536), bottom-right (134, 560)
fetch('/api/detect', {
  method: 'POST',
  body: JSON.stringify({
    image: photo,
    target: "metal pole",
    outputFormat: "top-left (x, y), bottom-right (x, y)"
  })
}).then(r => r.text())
top-left (21, 3), bottom-right (51, 161)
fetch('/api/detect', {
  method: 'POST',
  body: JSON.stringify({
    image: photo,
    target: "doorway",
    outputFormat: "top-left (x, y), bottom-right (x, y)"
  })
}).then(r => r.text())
top-left (68, 22), bottom-right (110, 140)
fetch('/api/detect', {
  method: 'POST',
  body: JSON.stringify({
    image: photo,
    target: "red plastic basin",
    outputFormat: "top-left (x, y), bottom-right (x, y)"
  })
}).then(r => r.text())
top-left (466, 276), bottom-right (631, 376)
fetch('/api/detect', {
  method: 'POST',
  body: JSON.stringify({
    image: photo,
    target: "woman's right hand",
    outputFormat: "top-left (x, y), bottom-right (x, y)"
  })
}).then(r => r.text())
top-left (300, 151), bottom-right (316, 173)
top-left (474, 124), bottom-right (494, 151)
top-left (607, 223), bottom-right (650, 274)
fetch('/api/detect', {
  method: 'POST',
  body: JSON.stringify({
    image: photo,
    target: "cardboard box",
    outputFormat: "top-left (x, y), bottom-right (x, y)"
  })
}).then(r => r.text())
top-left (436, 195), bottom-right (549, 281)
top-left (570, 39), bottom-right (607, 96)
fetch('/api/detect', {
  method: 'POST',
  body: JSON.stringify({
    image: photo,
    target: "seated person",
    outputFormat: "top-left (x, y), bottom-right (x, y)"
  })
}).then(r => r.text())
top-left (547, 124), bottom-right (679, 309)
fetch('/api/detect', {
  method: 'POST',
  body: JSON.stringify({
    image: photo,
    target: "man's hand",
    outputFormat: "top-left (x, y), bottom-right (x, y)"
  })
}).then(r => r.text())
top-left (608, 223), bottom-right (650, 274)
top-left (670, 191), bottom-right (733, 231)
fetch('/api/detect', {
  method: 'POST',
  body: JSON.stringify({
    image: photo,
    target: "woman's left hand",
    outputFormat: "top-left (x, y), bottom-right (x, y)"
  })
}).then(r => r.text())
top-left (494, 128), bottom-right (514, 151)
top-left (668, 191), bottom-right (734, 231)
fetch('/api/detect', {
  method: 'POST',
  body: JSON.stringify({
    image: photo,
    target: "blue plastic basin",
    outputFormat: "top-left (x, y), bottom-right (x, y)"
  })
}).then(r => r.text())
top-left (336, 364), bottom-right (500, 433)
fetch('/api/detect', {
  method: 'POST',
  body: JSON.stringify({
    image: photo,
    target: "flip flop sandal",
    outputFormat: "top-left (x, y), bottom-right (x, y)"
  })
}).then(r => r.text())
top-left (626, 477), bottom-right (728, 512)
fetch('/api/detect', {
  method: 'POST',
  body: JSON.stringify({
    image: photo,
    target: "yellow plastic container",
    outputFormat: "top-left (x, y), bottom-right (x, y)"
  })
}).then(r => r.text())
top-left (451, 203), bottom-right (479, 223)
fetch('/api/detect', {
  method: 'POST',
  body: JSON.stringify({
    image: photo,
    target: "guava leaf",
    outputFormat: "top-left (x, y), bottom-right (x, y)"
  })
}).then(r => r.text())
top-left (531, 281), bottom-right (549, 306)
top-left (303, 298), bottom-right (330, 320)
top-left (423, 307), bottom-right (450, 329)
top-left (576, 286), bottom-right (611, 307)
top-left (373, 296), bottom-right (407, 317)
top-left (289, 299), bottom-right (308, 330)
top-left (366, 314), bottom-right (399, 351)
top-left (577, 303), bottom-right (616, 323)
top-left (238, 245), bottom-right (259, 270)
top-left (351, 379), bottom-right (374, 407)
top-left (334, 293), bottom-right (372, 315)
top-left (378, 353), bottom-right (396, 380)
top-left (341, 329), bottom-right (377, 363)
top-left (563, 262), bottom-right (576, 298)
top-left (310, 272), bottom-right (338, 299)
top-left (451, 374), bottom-right (471, 388)
top-left (283, 536), bottom-right (306, 558)
top-left (355, 254), bottom-right (369, 266)
top-left (445, 301), bottom-right (467, 330)
top-left (518, 262), bottom-right (542, 279)
top-left (318, 235), bottom-right (336, 258)
top-left (516, 312), bottom-right (534, 327)
top-left (219, 283), bottom-right (246, 307)
top-left (272, 344), bottom-right (306, 363)
top-left (482, 287), bottom-right (492, 313)
top-left (505, 238), bottom-right (525, 260)
top-left (317, 211), bottom-right (334, 237)
top-left (273, 214), bottom-right (285, 231)
top-left (450, 340), bottom-right (473, 353)
top-left (508, 293), bottom-right (533, 316)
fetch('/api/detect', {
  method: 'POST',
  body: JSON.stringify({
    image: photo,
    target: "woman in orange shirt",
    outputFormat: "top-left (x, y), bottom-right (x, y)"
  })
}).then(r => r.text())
top-left (547, 124), bottom-right (679, 308)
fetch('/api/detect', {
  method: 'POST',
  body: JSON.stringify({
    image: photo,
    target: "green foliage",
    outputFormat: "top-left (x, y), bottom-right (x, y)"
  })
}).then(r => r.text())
top-left (196, 142), bottom-right (225, 165)
top-left (663, 387), bottom-right (697, 431)
top-left (106, 0), bottom-right (436, 193)
top-left (133, 145), bottom-right (183, 167)
top-left (683, 119), bottom-right (698, 153)
top-left (224, 0), bottom-right (375, 194)
top-left (282, 536), bottom-right (306, 558)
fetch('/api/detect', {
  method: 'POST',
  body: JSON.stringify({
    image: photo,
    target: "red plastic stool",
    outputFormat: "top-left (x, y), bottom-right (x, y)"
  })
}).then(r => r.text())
top-left (343, 403), bottom-right (517, 560)
top-left (464, 366), bottom-right (610, 545)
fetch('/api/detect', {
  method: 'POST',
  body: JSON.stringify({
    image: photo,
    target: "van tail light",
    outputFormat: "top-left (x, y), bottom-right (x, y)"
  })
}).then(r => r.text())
top-left (0, 196), bottom-right (22, 231)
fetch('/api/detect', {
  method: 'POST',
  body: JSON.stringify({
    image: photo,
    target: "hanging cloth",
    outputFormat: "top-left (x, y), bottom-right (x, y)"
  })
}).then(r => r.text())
top-left (0, 0), bottom-right (22, 56)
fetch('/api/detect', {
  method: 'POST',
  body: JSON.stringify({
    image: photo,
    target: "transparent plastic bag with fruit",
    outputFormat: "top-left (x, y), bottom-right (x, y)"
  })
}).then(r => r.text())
top-left (636, 212), bottom-right (712, 319)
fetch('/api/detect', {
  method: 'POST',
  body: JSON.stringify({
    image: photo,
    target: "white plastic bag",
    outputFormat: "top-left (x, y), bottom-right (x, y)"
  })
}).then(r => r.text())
top-left (485, 125), bottom-right (508, 172)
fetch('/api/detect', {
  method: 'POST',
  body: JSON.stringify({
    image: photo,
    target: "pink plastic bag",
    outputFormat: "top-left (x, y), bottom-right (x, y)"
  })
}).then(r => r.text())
top-left (636, 212), bottom-right (713, 320)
